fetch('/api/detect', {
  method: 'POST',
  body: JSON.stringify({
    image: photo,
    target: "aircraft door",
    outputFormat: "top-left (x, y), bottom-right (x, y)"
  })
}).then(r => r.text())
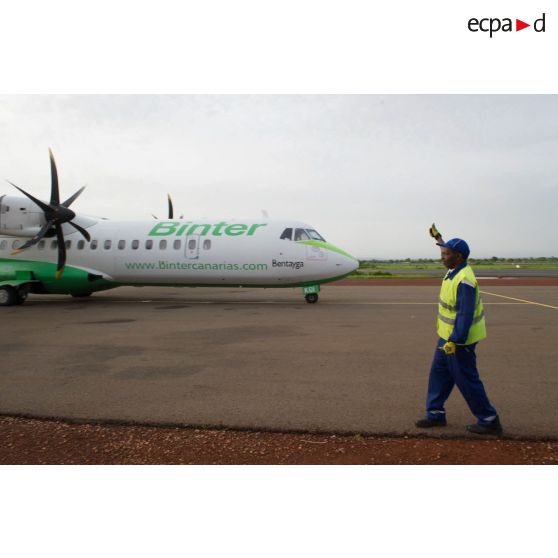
top-left (185, 235), bottom-right (200, 259)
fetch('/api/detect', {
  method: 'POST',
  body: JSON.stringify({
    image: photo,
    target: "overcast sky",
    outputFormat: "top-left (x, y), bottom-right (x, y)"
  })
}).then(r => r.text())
top-left (0, 95), bottom-right (556, 259)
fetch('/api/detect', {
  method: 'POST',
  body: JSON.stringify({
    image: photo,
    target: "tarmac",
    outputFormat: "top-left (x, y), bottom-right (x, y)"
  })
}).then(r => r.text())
top-left (1, 283), bottom-right (557, 439)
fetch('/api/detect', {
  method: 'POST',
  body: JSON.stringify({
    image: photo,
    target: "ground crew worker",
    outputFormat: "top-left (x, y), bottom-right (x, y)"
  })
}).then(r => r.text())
top-left (415, 224), bottom-right (503, 435)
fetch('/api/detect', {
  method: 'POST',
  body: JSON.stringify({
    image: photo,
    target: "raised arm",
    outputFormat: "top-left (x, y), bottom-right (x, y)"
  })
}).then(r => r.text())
top-left (429, 223), bottom-right (444, 244)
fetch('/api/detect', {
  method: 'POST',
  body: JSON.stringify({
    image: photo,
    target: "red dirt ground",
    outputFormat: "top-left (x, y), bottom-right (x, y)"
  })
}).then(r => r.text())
top-left (1, 416), bottom-right (556, 465)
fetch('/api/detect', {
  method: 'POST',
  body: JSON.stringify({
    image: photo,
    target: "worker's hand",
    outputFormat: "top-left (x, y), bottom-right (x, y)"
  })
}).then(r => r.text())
top-left (429, 223), bottom-right (442, 241)
top-left (439, 341), bottom-right (456, 356)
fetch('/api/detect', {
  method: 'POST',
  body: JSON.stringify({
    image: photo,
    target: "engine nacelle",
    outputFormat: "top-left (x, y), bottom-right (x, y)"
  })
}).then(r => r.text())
top-left (0, 195), bottom-right (46, 237)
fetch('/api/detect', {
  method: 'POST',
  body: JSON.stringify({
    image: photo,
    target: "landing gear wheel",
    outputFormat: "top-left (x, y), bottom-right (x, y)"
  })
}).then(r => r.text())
top-left (15, 290), bottom-right (28, 305)
top-left (0, 286), bottom-right (18, 306)
top-left (305, 293), bottom-right (319, 304)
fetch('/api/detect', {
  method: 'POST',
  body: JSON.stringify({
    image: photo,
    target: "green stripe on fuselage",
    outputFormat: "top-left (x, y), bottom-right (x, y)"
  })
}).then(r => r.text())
top-left (297, 240), bottom-right (358, 261)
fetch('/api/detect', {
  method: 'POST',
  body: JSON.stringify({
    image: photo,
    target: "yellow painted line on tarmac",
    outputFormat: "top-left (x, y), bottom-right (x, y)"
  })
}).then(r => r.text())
top-left (480, 290), bottom-right (558, 311)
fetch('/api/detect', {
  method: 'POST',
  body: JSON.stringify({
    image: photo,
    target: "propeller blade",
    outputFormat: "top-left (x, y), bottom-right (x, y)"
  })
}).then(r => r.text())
top-left (7, 181), bottom-right (51, 213)
top-left (55, 224), bottom-right (66, 279)
top-left (62, 185), bottom-right (86, 208)
top-left (69, 220), bottom-right (91, 241)
top-left (49, 148), bottom-right (60, 206)
top-left (11, 221), bottom-right (54, 255)
top-left (168, 194), bottom-right (174, 219)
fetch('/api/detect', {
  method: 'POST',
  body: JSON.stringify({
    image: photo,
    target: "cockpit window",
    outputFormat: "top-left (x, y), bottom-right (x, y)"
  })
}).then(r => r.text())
top-left (294, 228), bottom-right (310, 241)
top-left (280, 228), bottom-right (293, 240)
top-left (306, 229), bottom-right (325, 241)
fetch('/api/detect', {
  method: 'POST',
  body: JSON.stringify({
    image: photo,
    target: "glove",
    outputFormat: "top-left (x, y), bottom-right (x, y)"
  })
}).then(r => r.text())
top-left (429, 223), bottom-right (442, 241)
top-left (439, 341), bottom-right (456, 356)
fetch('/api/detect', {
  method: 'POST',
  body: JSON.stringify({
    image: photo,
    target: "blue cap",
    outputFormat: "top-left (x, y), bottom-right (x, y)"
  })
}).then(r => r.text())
top-left (436, 238), bottom-right (470, 259)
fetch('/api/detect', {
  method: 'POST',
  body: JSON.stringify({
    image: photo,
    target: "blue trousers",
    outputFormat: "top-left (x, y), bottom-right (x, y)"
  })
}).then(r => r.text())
top-left (426, 338), bottom-right (498, 426)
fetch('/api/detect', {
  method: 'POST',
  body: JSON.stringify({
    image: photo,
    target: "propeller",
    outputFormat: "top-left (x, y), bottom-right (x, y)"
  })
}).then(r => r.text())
top-left (8, 148), bottom-right (90, 279)
top-left (168, 193), bottom-right (174, 219)
top-left (152, 194), bottom-right (183, 219)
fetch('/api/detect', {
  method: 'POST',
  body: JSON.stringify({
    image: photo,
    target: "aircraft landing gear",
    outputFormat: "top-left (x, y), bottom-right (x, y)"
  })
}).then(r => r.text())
top-left (302, 284), bottom-right (320, 304)
top-left (16, 290), bottom-right (28, 305)
top-left (0, 285), bottom-right (28, 306)
top-left (0, 286), bottom-right (17, 306)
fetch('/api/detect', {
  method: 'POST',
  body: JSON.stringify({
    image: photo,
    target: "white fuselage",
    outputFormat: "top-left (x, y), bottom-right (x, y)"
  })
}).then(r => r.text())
top-left (0, 217), bottom-right (358, 287)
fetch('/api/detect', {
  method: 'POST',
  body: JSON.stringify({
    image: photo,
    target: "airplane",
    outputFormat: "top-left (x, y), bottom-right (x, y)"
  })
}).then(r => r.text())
top-left (0, 150), bottom-right (359, 307)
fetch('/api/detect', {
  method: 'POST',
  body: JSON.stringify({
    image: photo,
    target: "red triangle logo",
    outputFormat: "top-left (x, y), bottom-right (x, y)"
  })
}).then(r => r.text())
top-left (516, 19), bottom-right (530, 31)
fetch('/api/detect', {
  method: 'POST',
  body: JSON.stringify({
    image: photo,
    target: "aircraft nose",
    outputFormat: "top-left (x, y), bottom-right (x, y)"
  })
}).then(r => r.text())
top-left (333, 248), bottom-right (359, 276)
top-left (315, 241), bottom-right (358, 278)
top-left (347, 256), bottom-right (359, 274)
top-left (344, 253), bottom-right (359, 275)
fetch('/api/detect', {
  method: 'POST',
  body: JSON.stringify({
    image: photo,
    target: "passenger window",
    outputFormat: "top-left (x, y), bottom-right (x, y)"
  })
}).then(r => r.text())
top-left (118, 240), bottom-right (125, 250)
top-left (203, 239), bottom-right (211, 250)
top-left (0, 240), bottom-right (6, 250)
top-left (51, 240), bottom-right (58, 249)
top-left (294, 228), bottom-right (310, 241)
top-left (132, 240), bottom-right (139, 250)
top-left (306, 229), bottom-right (325, 241)
top-left (173, 239), bottom-right (181, 250)
top-left (159, 239), bottom-right (167, 250)
top-left (12, 240), bottom-right (21, 249)
top-left (38, 240), bottom-right (45, 250)
top-left (280, 228), bottom-right (292, 240)
top-left (77, 240), bottom-right (85, 250)
top-left (90, 240), bottom-right (98, 250)
top-left (188, 239), bottom-right (196, 250)
top-left (145, 240), bottom-right (153, 250)
top-left (65, 240), bottom-right (71, 249)
top-left (104, 240), bottom-right (112, 250)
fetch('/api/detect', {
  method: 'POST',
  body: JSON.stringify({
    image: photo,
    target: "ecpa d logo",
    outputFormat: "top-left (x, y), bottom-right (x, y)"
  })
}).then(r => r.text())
top-left (468, 13), bottom-right (546, 37)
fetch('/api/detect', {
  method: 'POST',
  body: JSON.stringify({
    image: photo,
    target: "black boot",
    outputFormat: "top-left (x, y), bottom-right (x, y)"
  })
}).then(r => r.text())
top-left (466, 416), bottom-right (503, 436)
top-left (415, 418), bottom-right (447, 428)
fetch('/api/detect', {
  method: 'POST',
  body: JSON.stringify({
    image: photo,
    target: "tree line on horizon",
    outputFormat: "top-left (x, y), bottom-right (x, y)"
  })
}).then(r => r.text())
top-left (360, 257), bottom-right (558, 264)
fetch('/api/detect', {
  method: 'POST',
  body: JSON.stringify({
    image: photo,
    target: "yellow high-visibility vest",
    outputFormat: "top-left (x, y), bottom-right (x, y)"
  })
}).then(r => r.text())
top-left (437, 264), bottom-right (487, 344)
